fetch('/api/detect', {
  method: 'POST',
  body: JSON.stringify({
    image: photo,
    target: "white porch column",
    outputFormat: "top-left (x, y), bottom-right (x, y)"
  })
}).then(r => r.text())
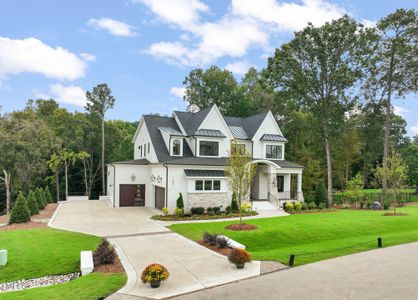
top-left (297, 173), bottom-right (303, 201)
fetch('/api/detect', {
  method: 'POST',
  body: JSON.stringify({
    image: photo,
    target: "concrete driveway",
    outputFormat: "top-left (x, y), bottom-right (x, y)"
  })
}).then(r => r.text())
top-left (50, 200), bottom-right (169, 237)
top-left (50, 200), bottom-right (261, 299)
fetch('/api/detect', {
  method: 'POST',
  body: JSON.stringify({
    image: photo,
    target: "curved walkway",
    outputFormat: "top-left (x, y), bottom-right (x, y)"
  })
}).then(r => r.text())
top-left (49, 200), bottom-right (262, 299)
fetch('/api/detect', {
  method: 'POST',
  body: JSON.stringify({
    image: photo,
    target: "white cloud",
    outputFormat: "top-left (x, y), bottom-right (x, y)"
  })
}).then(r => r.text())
top-left (80, 52), bottom-right (96, 62)
top-left (170, 86), bottom-right (186, 98)
top-left (361, 19), bottom-right (377, 28)
top-left (0, 37), bottom-right (87, 81)
top-left (411, 122), bottom-right (418, 136)
top-left (225, 61), bottom-right (252, 75)
top-left (394, 105), bottom-right (409, 117)
top-left (87, 18), bottom-right (137, 37)
top-left (132, 0), bottom-right (208, 29)
top-left (138, 0), bottom-right (347, 67)
top-left (49, 84), bottom-right (87, 106)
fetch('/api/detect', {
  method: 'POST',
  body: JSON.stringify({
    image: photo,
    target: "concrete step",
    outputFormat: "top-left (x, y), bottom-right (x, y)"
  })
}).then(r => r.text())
top-left (252, 201), bottom-right (279, 211)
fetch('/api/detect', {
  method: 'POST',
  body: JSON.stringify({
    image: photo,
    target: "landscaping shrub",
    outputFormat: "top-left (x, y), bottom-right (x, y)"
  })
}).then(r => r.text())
top-left (314, 181), bottom-right (328, 206)
top-left (26, 190), bottom-right (39, 215)
top-left (240, 202), bottom-right (251, 212)
top-left (383, 201), bottom-right (391, 210)
top-left (216, 236), bottom-right (230, 248)
top-left (162, 207), bottom-right (169, 216)
top-left (301, 202), bottom-right (309, 210)
top-left (206, 207), bottom-right (215, 216)
top-left (35, 188), bottom-right (46, 210)
top-left (225, 206), bottom-right (232, 214)
top-left (176, 193), bottom-right (184, 209)
top-left (294, 202), bottom-right (302, 212)
top-left (285, 202), bottom-right (294, 212)
top-left (231, 193), bottom-right (239, 213)
top-left (94, 239), bottom-right (116, 265)
top-left (228, 248), bottom-right (251, 265)
top-left (308, 202), bottom-right (317, 210)
top-left (44, 186), bottom-right (53, 203)
top-left (203, 232), bottom-right (218, 246)
top-left (190, 207), bottom-right (205, 215)
top-left (9, 192), bottom-right (31, 224)
top-left (213, 206), bottom-right (222, 215)
top-left (318, 202), bottom-right (326, 210)
top-left (174, 207), bottom-right (184, 217)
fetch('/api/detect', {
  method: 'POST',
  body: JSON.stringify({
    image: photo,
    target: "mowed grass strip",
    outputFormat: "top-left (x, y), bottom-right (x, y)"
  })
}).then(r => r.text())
top-left (0, 228), bottom-right (101, 283)
top-left (0, 273), bottom-right (126, 300)
top-left (170, 206), bottom-right (418, 266)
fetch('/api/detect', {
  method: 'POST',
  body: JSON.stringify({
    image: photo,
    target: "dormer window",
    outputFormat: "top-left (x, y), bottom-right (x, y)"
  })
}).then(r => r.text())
top-left (171, 139), bottom-right (182, 156)
top-left (199, 141), bottom-right (219, 156)
top-left (266, 144), bottom-right (283, 159)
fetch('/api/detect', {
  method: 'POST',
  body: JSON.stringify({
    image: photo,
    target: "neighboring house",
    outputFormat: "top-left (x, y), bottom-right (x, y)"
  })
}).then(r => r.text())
top-left (107, 104), bottom-right (303, 212)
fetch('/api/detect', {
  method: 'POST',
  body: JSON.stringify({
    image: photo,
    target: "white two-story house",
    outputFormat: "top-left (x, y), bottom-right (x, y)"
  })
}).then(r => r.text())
top-left (106, 104), bottom-right (303, 212)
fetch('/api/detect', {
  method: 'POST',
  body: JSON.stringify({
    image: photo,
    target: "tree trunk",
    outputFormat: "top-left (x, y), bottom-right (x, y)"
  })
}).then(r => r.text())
top-left (65, 161), bottom-right (68, 200)
top-left (1, 170), bottom-right (11, 214)
top-left (101, 119), bottom-right (106, 196)
top-left (55, 170), bottom-right (60, 202)
top-left (83, 160), bottom-right (88, 196)
top-left (382, 53), bottom-right (395, 203)
top-left (322, 117), bottom-right (333, 206)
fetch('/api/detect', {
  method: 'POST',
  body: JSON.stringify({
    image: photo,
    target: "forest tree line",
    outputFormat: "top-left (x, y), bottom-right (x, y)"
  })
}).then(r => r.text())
top-left (0, 8), bottom-right (417, 211)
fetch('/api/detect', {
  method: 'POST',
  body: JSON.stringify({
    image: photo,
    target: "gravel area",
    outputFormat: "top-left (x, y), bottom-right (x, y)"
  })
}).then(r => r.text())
top-left (0, 272), bottom-right (80, 292)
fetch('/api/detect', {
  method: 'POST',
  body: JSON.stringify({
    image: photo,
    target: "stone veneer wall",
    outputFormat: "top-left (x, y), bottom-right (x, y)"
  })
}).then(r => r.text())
top-left (187, 193), bottom-right (229, 211)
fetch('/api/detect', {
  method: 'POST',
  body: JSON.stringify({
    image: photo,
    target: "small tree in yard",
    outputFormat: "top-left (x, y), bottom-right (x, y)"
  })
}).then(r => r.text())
top-left (314, 181), bottom-right (328, 207)
top-left (35, 188), bottom-right (46, 210)
top-left (9, 192), bottom-right (31, 224)
top-left (176, 193), bottom-right (184, 209)
top-left (26, 190), bottom-right (39, 215)
top-left (44, 186), bottom-right (53, 203)
top-left (231, 192), bottom-right (239, 213)
top-left (225, 144), bottom-right (256, 225)
top-left (346, 173), bottom-right (364, 204)
top-left (375, 153), bottom-right (409, 214)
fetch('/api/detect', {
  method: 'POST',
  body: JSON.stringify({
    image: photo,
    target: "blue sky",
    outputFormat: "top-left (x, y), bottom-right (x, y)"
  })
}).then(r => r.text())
top-left (0, 0), bottom-right (417, 136)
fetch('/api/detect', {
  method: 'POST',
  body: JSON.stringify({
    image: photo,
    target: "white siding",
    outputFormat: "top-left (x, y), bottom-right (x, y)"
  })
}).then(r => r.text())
top-left (133, 121), bottom-right (158, 163)
top-left (252, 112), bottom-right (285, 160)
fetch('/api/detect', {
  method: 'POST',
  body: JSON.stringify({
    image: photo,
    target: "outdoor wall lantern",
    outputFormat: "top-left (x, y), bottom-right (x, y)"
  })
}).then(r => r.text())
top-left (157, 175), bottom-right (162, 183)
top-left (131, 173), bottom-right (136, 181)
top-left (151, 175), bottom-right (156, 182)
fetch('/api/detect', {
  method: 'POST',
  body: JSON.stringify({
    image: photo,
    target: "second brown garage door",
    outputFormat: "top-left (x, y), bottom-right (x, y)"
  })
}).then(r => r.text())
top-left (155, 186), bottom-right (165, 210)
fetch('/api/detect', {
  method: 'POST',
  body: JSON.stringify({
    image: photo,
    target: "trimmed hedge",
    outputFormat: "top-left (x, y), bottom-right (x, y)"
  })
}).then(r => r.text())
top-left (9, 192), bottom-right (31, 224)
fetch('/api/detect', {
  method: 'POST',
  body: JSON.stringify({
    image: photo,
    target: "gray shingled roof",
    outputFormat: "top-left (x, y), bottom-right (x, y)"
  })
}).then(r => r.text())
top-left (228, 126), bottom-right (249, 139)
top-left (224, 111), bottom-right (270, 140)
top-left (173, 105), bottom-right (213, 136)
top-left (194, 129), bottom-right (226, 138)
top-left (143, 115), bottom-right (193, 162)
top-left (269, 160), bottom-right (303, 168)
top-left (260, 134), bottom-right (288, 142)
top-left (184, 169), bottom-right (225, 177)
top-left (158, 126), bottom-right (185, 136)
top-left (110, 159), bottom-right (150, 165)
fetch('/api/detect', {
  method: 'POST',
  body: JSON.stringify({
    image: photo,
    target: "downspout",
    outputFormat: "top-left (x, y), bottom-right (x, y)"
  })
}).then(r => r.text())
top-left (163, 163), bottom-right (168, 208)
top-left (109, 163), bottom-right (116, 208)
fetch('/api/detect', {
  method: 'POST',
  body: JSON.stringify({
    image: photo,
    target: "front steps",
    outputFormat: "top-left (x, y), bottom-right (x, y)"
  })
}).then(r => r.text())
top-left (251, 201), bottom-right (280, 211)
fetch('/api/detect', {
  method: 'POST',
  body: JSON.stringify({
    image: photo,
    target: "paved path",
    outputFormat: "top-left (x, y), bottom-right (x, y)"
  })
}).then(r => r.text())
top-left (173, 241), bottom-right (418, 300)
top-left (50, 200), bottom-right (261, 299)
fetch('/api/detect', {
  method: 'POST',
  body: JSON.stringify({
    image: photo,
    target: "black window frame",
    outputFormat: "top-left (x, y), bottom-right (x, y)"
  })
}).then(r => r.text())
top-left (195, 180), bottom-right (203, 191)
top-left (172, 139), bottom-right (181, 156)
top-left (199, 141), bottom-right (219, 156)
top-left (204, 180), bottom-right (213, 190)
top-left (148, 142), bottom-right (150, 153)
top-left (266, 145), bottom-right (282, 159)
top-left (213, 180), bottom-right (221, 190)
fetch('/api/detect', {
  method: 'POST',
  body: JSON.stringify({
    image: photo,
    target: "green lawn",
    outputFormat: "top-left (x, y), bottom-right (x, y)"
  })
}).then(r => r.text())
top-left (0, 228), bottom-right (126, 299)
top-left (170, 206), bottom-right (418, 266)
top-left (0, 273), bottom-right (126, 300)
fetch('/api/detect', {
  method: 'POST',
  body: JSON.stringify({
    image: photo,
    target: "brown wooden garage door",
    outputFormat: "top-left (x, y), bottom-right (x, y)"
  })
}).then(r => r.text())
top-left (155, 186), bottom-right (165, 210)
top-left (119, 184), bottom-right (145, 207)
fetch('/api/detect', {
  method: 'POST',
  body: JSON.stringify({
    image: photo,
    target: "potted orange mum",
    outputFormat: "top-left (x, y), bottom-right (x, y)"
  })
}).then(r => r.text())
top-left (141, 263), bottom-right (169, 288)
top-left (228, 248), bottom-right (252, 269)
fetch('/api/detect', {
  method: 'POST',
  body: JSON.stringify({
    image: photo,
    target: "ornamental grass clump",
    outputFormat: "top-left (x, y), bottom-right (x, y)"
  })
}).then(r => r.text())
top-left (141, 263), bottom-right (169, 288)
top-left (228, 248), bottom-right (251, 269)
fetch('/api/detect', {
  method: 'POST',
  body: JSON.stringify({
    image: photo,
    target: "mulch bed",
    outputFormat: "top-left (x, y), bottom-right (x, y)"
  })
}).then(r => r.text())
top-left (0, 203), bottom-right (58, 232)
top-left (225, 223), bottom-right (257, 231)
top-left (196, 240), bottom-right (232, 256)
top-left (94, 255), bottom-right (125, 273)
top-left (383, 212), bottom-right (408, 216)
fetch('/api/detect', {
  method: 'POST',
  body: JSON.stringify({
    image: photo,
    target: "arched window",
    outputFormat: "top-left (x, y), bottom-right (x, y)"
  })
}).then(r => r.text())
top-left (172, 139), bottom-right (181, 156)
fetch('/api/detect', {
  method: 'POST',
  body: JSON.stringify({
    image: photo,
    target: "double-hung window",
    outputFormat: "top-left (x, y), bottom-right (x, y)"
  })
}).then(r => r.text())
top-left (195, 180), bottom-right (221, 191)
top-left (266, 145), bottom-right (283, 159)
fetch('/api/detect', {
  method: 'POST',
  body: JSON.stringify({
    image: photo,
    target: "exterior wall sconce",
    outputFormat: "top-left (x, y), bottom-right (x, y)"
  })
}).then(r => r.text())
top-left (151, 175), bottom-right (156, 182)
top-left (157, 175), bottom-right (162, 183)
top-left (131, 173), bottom-right (136, 181)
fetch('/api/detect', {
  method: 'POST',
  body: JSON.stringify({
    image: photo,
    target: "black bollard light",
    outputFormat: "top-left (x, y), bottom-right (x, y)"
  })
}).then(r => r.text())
top-left (378, 237), bottom-right (382, 248)
top-left (289, 254), bottom-right (295, 267)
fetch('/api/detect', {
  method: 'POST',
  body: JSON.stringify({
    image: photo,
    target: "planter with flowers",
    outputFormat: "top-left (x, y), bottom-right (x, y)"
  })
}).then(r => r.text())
top-left (141, 263), bottom-right (169, 288)
top-left (227, 248), bottom-right (252, 269)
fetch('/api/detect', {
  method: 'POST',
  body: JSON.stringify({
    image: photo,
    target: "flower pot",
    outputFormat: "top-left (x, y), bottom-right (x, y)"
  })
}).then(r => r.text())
top-left (150, 281), bottom-right (161, 288)
top-left (236, 263), bottom-right (245, 269)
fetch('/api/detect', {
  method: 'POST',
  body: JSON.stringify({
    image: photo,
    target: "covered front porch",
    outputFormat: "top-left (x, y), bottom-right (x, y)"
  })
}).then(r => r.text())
top-left (250, 160), bottom-right (303, 208)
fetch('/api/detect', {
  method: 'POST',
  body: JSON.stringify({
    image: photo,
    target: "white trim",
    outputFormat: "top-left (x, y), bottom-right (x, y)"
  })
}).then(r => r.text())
top-left (131, 116), bottom-right (144, 143)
